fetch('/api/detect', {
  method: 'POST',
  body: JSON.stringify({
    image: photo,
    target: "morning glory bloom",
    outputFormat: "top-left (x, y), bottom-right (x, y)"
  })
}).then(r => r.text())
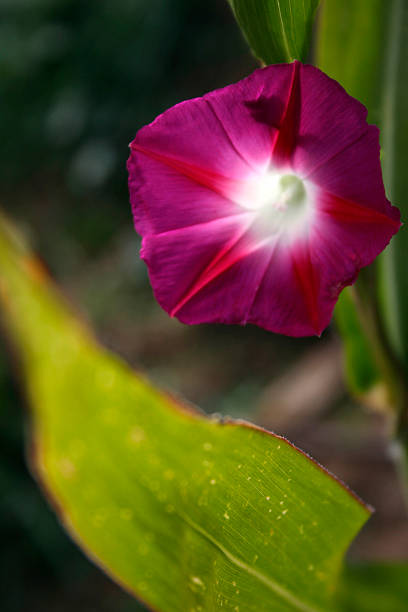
top-left (128, 61), bottom-right (400, 337)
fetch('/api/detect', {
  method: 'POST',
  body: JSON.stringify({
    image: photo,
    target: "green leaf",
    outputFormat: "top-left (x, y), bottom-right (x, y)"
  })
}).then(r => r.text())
top-left (316, 0), bottom-right (391, 396)
top-left (378, 0), bottom-right (408, 372)
top-left (227, 0), bottom-right (320, 64)
top-left (316, 0), bottom-right (388, 126)
top-left (335, 290), bottom-right (380, 395)
top-left (339, 564), bottom-right (408, 612)
top-left (0, 213), bottom-right (370, 612)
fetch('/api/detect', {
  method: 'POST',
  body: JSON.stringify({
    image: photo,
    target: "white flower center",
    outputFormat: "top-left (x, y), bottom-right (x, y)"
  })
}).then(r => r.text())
top-left (242, 170), bottom-right (315, 241)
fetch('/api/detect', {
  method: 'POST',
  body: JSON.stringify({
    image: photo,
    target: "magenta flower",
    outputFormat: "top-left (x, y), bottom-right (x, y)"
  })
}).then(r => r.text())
top-left (127, 61), bottom-right (400, 337)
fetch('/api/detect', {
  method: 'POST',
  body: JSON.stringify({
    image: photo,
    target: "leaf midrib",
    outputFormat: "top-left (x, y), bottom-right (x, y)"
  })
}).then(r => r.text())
top-left (275, 0), bottom-right (294, 61)
top-left (179, 511), bottom-right (323, 612)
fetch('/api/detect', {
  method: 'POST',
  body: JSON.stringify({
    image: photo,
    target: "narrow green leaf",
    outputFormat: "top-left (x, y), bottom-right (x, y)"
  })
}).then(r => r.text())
top-left (378, 0), bottom-right (408, 371)
top-left (0, 213), bottom-right (370, 612)
top-left (316, 0), bottom-right (388, 125)
top-left (316, 0), bottom-right (390, 395)
top-left (227, 0), bottom-right (320, 64)
top-left (335, 290), bottom-right (379, 395)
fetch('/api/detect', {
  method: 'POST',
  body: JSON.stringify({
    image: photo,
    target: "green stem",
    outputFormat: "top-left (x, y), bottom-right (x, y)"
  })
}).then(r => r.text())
top-left (349, 271), bottom-right (404, 412)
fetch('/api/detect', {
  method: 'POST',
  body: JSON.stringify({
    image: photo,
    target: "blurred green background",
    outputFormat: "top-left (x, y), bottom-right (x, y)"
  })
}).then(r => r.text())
top-left (0, 1), bottom-right (407, 610)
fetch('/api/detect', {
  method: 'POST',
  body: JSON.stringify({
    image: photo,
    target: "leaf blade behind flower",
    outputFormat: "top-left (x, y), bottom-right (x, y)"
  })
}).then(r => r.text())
top-left (378, 0), bottom-right (408, 373)
top-left (316, 0), bottom-right (391, 398)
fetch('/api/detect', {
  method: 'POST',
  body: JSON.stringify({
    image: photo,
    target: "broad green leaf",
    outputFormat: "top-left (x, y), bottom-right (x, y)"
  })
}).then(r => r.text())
top-left (227, 0), bottom-right (320, 64)
top-left (316, 0), bottom-right (390, 396)
top-left (378, 0), bottom-right (408, 372)
top-left (339, 564), bottom-right (408, 612)
top-left (0, 212), bottom-right (370, 612)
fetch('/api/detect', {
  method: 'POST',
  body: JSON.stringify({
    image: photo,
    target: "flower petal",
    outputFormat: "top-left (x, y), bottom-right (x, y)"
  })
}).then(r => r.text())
top-left (141, 214), bottom-right (279, 325)
top-left (131, 66), bottom-right (292, 181)
top-left (128, 62), bottom-right (401, 337)
top-left (272, 61), bottom-right (301, 167)
top-left (128, 64), bottom-right (298, 235)
top-left (205, 63), bottom-right (294, 171)
top-left (307, 125), bottom-right (400, 218)
top-left (244, 241), bottom-right (324, 337)
top-left (316, 190), bottom-right (400, 267)
top-left (291, 64), bottom-right (369, 176)
top-left (128, 147), bottom-right (245, 236)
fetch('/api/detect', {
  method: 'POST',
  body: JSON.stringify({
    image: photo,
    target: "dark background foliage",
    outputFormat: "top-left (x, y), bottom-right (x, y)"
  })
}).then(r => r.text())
top-left (0, 1), bottom-right (407, 610)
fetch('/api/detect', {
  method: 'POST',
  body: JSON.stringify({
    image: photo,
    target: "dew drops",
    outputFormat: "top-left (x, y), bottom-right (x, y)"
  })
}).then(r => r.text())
top-left (203, 442), bottom-right (213, 451)
top-left (210, 479), bottom-right (217, 485)
top-left (92, 509), bottom-right (108, 527)
top-left (282, 509), bottom-right (288, 516)
top-left (92, 515), bottom-right (104, 528)
top-left (224, 512), bottom-right (230, 520)
top-left (266, 496), bottom-right (270, 501)
top-left (190, 576), bottom-right (206, 592)
top-left (58, 457), bottom-right (76, 479)
top-left (129, 426), bottom-right (145, 444)
top-left (198, 495), bottom-right (208, 507)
